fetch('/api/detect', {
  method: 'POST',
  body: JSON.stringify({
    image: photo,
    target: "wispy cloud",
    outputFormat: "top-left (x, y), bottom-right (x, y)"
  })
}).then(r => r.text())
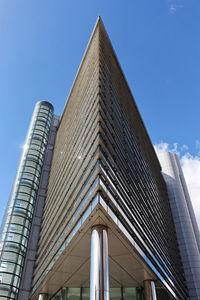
top-left (168, 1), bottom-right (183, 15)
top-left (180, 144), bottom-right (189, 152)
top-left (154, 142), bottom-right (200, 229)
top-left (169, 4), bottom-right (177, 15)
top-left (154, 142), bottom-right (169, 153)
top-left (154, 141), bottom-right (180, 155)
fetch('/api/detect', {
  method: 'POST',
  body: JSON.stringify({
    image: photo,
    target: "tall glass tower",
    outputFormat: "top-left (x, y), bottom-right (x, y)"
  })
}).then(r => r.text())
top-left (0, 17), bottom-right (195, 300)
top-left (157, 151), bottom-right (200, 300)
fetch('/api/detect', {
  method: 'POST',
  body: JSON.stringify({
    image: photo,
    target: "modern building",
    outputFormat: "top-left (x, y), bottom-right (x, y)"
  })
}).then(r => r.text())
top-left (156, 151), bottom-right (200, 300)
top-left (0, 17), bottom-right (198, 300)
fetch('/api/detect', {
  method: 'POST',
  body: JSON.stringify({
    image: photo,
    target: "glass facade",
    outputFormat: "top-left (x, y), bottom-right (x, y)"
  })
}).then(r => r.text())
top-left (0, 101), bottom-right (54, 299)
top-left (0, 18), bottom-right (189, 300)
top-left (32, 33), bottom-right (102, 291)
top-left (31, 194), bottom-right (99, 295)
top-left (30, 19), bottom-right (188, 300)
top-left (95, 23), bottom-right (187, 299)
top-left (51, 287), bottom-right (144, 300)
top-left (157, 152), bottom-right (200, 299)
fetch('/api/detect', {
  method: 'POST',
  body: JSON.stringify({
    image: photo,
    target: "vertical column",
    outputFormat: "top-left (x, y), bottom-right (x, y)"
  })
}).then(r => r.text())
top-left (90, 225), bottom-right (109, 300)
top-left (144, 280), bottom-right (157, 300)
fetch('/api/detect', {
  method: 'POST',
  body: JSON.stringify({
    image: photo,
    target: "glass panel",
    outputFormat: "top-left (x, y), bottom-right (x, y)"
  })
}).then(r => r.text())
top-left (61, 288), bottom-right (68, 300)
top-left (0, 101), bottom-right (53, 299)
top-left (0, 285), bottom-right (11, 297)
top-left (123, 287), bottom-right (137, 300)
top-left (54, 289), bottom-right (62, 300)
top-left (82, 288), bottom-right (90, 300)
top-left (68, 288), bottom-right (80, 300)
top-left (110, 288), bottom-right (121, 300)
top-left (51, 287), bottom-right (144, 300)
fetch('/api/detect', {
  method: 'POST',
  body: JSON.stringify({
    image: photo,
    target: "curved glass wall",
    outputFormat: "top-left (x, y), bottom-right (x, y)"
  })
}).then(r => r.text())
top-left (0, 101), bottom-right (54, 300)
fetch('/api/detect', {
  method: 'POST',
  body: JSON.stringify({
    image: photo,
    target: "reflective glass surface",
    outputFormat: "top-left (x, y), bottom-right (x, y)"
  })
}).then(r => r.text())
top-left (51, 287), bottom-right (143, 300)
top-left (0, 101), bottom-right (53, 299)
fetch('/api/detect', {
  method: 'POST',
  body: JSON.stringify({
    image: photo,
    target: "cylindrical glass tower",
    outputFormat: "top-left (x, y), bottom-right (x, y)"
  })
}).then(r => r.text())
top-left (157, 151), bottom-right (200, 299)
top-left (0, 101), bottom-right (54, 299)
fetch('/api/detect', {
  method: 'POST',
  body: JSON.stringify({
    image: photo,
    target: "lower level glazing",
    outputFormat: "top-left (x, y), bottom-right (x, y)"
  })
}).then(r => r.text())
top-left (51, 286), bottom-right (172, 300)
top-left (51, 287), bottom-right (144, 300)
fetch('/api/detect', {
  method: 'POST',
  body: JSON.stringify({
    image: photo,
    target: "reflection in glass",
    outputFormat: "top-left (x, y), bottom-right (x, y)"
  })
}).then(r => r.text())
top-left (51, 287), bottom-right (144, 300)
top-left (0, 101), bottom-right (54, 299)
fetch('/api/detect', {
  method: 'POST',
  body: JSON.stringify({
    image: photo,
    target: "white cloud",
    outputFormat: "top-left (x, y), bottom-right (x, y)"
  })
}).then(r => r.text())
top-left (154, 142), bottom-right (200, 229)
top-left (180, 144), bottom-right (189, 152)
top-left (154, 141), bottom-right (179, 155)
top-left (154, 142), bottom-right (169, 153)
top-left (171, 142), bottom-right (179, 155)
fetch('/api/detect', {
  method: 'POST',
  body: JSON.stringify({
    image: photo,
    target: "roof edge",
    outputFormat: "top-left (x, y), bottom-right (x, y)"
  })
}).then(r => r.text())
top-left (60, 16), bottom-right (102, 123)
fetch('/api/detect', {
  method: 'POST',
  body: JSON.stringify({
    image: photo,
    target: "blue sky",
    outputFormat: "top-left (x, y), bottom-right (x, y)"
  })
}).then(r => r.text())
top-left (0, 0), bottom-right (200, 225)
